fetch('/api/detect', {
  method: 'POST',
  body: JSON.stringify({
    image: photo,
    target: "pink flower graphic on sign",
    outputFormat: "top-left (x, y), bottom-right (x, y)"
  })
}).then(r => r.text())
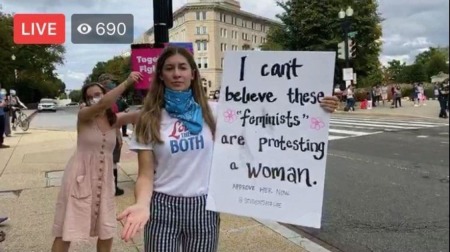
top-left (310, 117), bottom-right (325, 130)
top-left (224, 109), bottom-right (237, 123)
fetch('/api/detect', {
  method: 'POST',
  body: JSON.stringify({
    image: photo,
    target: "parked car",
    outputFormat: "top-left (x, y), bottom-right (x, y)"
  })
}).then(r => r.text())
top-left (37, 98), bottom-right (57, 112)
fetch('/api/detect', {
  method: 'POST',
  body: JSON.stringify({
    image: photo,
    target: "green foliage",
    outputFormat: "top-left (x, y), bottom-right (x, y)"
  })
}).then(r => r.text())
top-left (0, 12), bottom-right (67, 103)
top-left (385, 46), bottom-right (449, 83)
top-left (69, 90), bottom-right (82, 102)
top-left (263, 0), bottom-right (383, 87)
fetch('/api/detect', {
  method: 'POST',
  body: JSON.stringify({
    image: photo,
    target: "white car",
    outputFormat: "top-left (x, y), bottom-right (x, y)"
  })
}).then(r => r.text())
top-left (38, 98), bottom-right (57, 112)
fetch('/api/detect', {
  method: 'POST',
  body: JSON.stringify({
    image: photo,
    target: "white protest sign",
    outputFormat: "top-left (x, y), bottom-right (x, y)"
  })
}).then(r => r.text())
top-left (206, 51), bottom-right (335, 229)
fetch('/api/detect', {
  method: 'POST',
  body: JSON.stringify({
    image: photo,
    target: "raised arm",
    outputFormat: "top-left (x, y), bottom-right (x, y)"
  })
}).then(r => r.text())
top-left (78, 72), bottom-right (141, 122)
top-left (16, 96), bottom-right (27, 109)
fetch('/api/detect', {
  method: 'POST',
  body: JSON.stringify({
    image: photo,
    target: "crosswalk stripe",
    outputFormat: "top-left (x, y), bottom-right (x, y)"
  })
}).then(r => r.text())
top-left (329, 129), bottom-right (378, 136)
top-left (326, 116), bottom-right (449, 141)
top-left (330, 118), bottom-right (444, 127)
top-left (330, 121), bottom-right (418, 129)
top-left (329, 135), bottom-right (347, 140)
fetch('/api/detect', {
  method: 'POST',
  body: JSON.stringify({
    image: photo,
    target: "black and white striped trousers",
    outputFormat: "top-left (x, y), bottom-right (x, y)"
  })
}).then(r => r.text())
top-left (144, 192), bottom-right (220, 252)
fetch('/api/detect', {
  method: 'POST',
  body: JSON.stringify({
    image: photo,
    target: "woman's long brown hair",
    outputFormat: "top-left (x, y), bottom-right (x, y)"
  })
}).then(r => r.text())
top-left (135, 46), bottom-right (216, 144)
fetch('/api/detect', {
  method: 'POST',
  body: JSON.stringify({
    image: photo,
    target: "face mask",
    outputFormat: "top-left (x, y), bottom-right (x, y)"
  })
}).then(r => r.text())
top-left (89, 96), bottom-right (102, 105)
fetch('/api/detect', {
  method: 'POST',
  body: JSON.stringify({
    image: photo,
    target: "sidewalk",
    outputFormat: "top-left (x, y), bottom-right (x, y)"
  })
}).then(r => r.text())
top-left (336, 99), bottom-right (446, 120)
top-left (0, 129), bottom-right (312, 252)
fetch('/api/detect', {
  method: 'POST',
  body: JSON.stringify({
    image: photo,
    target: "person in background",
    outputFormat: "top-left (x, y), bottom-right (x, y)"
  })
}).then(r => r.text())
top-left (438, 82), bottom-right (449, 118)
top-left (117, 96), bottom-right (130, 137)
top-left (8, 89), bottom-right (27, 130)
top-left (381, 83), bottom-right (388, 106)
top-left (0, 87), bottom-right (9, 148)
top-left (0, 89), bottom-right (11, 137)
top-left (375, 85), bottom-right (382, 106)
top-left (345, 85), bottom-right (355, 111)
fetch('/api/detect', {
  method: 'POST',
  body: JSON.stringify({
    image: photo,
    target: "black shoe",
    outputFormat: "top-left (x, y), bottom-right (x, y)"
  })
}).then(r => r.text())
top-left (115, 187), bottom-right (124, 196)
top-left (122, 134), bottom-right (129, 137)
top-left (0, 145), bottom-right (10, 149)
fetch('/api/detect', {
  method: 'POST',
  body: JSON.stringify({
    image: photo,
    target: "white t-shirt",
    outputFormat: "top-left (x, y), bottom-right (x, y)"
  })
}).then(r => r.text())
top-left (128, 102), bottom-right (217, 197)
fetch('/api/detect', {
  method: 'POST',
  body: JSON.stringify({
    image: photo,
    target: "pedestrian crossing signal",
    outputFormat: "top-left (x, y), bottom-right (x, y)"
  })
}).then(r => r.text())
top-left (337, 41), bottom-right (345, 60)
top-left (348, 39), bottom-right (356, 59)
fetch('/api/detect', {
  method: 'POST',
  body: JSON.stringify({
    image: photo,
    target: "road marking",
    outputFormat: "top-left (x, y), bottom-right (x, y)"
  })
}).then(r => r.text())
top-left (417, 135), bottom-right (429, 138)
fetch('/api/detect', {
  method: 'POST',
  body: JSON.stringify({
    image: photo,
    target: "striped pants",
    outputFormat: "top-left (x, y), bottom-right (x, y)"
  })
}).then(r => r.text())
top-left (144, 192), bottom-right (220, 252)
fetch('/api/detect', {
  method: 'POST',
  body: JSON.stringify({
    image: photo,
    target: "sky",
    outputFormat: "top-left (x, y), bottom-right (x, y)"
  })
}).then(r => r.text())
top-left (1, 0), bottom-right (449, 90)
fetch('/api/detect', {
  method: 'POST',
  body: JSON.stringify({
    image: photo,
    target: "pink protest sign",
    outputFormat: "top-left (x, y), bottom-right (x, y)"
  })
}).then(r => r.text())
top-left (130, 47), bottom-right (163, 90)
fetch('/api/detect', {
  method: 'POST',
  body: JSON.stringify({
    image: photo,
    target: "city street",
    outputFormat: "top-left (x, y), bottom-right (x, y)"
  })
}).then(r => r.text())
top-left (24, 104), bottom-right (450, 252)
top-left (289, 125), bottom-right (449, 252)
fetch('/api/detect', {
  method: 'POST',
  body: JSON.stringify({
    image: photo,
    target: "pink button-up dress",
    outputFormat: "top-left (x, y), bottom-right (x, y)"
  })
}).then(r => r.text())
top-left (52, 121), bottom-right (117, 241)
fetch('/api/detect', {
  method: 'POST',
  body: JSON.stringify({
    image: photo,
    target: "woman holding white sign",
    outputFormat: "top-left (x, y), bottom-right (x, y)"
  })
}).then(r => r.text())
top-left (118, 46), bottom-right (339, 251)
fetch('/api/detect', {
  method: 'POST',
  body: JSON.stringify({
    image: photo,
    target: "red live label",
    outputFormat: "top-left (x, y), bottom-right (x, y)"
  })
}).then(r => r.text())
top-left (14, 14), bottom-right (65, 44)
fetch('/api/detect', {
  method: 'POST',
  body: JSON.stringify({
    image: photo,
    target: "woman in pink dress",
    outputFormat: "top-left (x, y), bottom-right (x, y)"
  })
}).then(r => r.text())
top-left (51, 72), bottom-right (142, 252)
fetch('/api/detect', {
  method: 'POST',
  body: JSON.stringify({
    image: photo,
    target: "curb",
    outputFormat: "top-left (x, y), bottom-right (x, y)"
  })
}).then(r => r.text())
top-left (254, 219), bottom-right (331, 252)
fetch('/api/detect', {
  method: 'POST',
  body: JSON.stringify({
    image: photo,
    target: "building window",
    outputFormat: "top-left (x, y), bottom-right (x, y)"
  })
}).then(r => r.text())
top-left (196, 11), bottom-right (206, 20)
top-left (196, 26), bottom-right (207, 35)
top-left (253, 35), bottom-right (257, 43)
top-left (232, 45), bottom-right (238, 51)
top-left (221, 28), bottom-right (227, 38)
top-left (242, 33), bottom-right (248, 41)
top-left (203, 57), bottom-right (208, 69)
top-left (197, 57), bottom-right (202, 69)
top-left (221, 43), bottom-right (227, 51)
top-left (242, 44), bottom-right (251, 50)
top-left (197, 40), bottom-right (208, 51)
top-left (221, 58), bottom-right (224, 68)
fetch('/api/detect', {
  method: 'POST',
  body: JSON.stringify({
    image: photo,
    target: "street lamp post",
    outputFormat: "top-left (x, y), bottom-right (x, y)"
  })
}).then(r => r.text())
top-left (11, 54), bottom-right (17, 85)
top-left (339, 7), bottom-right (353, 68)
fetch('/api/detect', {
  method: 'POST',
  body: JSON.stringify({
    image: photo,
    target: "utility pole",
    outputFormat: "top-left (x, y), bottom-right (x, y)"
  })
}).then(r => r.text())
top-left (153, 0), bottom-right (173, 47)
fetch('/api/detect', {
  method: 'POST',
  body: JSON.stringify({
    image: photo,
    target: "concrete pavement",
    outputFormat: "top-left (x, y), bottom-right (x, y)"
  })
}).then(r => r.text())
top-left (0, 129), bottom-right (312, 252)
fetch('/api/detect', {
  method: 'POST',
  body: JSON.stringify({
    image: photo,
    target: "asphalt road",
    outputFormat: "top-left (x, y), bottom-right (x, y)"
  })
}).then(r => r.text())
top-left (29, 107), bottom-right (79, 131)
top-left (29, 108), bottom-right (449, 251)
top-left (289, 126), bottom-right (449, 252)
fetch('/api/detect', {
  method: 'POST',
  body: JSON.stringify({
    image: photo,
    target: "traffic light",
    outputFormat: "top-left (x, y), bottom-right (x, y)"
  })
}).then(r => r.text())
top-left (337, 41), bottom-right (345, 60)
top-left (348, 39), bottom-right (356, 59)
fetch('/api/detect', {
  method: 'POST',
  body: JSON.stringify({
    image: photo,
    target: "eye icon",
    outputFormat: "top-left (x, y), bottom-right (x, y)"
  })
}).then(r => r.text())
top-left (77, 23), bottom-right (92, 35)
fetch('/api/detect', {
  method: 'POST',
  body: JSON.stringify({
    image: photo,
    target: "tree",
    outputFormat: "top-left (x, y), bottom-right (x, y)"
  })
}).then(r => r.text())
top-left (263, 0), bottom-right (383, 87)
top-left (386, 59), bottom-right (407, 82)
top-left (69, 90), bottom-right (82, 102)
top-left (401, 64), bottom-right (427, 83)
top-left (427, 52), bottom-right (448, 78)
top-left (0, 11), bottom-right (67, 103)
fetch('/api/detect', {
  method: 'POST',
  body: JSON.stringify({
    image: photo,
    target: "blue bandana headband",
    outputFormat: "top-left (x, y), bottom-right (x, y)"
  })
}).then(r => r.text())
top-left (164, 88), bottom-right (203, 135)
